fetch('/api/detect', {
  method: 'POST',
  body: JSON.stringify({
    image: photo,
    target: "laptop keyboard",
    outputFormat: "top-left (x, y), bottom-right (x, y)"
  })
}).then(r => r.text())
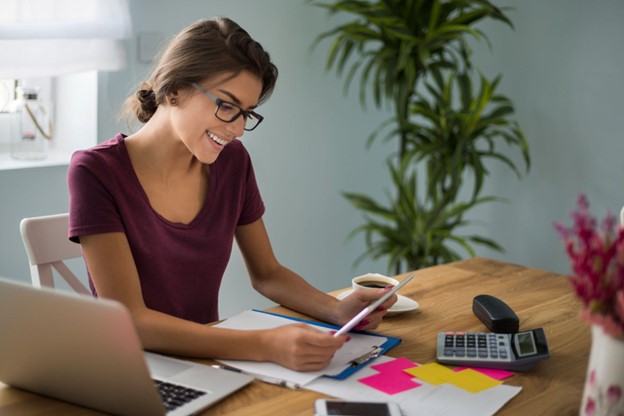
top-left (154, 379), bottom-right (207, 412)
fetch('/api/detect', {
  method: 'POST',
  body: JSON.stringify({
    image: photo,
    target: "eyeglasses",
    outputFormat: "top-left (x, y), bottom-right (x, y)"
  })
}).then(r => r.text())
top-left (190, 82), bottom-right (264, 131)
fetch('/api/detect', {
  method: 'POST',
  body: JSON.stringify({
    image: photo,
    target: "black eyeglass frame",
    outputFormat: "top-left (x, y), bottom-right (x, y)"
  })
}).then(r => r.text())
top-left (190, 82), bottom-right (264, 131)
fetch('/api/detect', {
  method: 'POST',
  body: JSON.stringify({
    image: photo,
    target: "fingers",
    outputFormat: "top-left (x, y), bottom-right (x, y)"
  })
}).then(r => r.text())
top-left (352, 286), bottom-right (398, 308)
top-left (342, 287), bottom-right (397, 331)
top-left (292, 327), bottom-right (346, 371)
top-left (349, 287), bottom-right (397, 316)
top-left (266, 324), bottom-right (347, 372)
top-left (357, 309), bottom-right (385, 330)
top-left (377, 288), bottom-right (399, 310)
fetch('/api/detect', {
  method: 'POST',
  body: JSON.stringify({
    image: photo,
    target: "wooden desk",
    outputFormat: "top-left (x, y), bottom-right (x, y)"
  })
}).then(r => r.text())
top-left (0, 257), bottom-right (589, 415)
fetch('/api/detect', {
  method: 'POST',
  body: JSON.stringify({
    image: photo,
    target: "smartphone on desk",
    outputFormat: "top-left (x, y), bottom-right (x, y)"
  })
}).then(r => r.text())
top-left (314, 399), bottom-right (402, 416)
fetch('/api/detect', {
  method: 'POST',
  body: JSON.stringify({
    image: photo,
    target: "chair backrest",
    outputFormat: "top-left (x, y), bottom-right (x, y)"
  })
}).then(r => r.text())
top-left (19, 213), bottom-right (90, 295)
top-left (621, 206), bottom-right (624, 227)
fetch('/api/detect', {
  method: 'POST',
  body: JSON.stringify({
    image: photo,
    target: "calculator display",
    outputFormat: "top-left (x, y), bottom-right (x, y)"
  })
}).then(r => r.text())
top-left (514, 331), bottom-right (537, 357)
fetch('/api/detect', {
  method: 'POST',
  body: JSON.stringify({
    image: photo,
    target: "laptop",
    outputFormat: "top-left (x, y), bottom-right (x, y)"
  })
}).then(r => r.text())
top-left (0, 277), bottom-right (254, 416)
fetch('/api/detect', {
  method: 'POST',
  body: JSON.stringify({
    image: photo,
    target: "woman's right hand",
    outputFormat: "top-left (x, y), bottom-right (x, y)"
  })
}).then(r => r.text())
top-left (259, 323), bottom-right (348, 372)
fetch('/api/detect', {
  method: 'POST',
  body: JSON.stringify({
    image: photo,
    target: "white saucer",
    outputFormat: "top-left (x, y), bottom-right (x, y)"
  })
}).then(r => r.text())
top-left (335, 289), bottom-right (419, 316)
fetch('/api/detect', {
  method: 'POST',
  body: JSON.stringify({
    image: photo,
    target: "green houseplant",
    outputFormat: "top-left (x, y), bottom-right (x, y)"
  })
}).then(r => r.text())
top-left (312, 0), bottom-right (530, 273)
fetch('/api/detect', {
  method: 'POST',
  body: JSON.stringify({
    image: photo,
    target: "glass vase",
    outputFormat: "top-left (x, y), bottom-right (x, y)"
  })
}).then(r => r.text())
top-left (580, 324), bottom-right (624, 415)
top-left (7, 87), bottom-right (51, 160)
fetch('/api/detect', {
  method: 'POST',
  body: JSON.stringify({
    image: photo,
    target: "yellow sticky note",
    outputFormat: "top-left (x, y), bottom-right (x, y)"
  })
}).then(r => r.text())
top-left (406, 363), bottom-right (503, 393)
top-left (446, 368), bottom-right (502, 393)
top-left (404, 362), bottom-right (457, 385)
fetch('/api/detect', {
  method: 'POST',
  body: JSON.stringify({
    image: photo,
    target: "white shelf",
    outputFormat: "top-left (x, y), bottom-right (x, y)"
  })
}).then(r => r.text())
top-left (0, 148), bottom-right (72, 171)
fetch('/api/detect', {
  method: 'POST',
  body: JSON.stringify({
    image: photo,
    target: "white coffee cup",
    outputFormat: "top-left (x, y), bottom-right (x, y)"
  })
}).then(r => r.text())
top-left (352, 273), bottom-right (399, 291)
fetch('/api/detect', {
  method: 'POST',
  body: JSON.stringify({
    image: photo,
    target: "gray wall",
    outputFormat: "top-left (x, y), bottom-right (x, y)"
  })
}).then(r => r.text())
top-left (467, 0), bottom-right (624, 272)
top-left (0, 165), bottom-right (70, 280)
top-left (1, 1), bottom-right (623, 318)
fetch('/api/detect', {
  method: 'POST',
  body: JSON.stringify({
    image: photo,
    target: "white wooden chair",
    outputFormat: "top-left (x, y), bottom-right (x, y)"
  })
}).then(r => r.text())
top-left (620, 206), bottom-right (624, 227)
top-left (19, 213), bottom-right (90, 295)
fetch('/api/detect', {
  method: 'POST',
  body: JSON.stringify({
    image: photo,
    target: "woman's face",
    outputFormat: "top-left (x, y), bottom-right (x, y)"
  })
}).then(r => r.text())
top-left (169, 70), bottom-right (263, 164)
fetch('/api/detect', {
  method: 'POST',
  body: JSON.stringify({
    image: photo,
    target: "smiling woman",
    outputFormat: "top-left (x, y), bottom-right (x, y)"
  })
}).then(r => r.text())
top-left (66, 16), bottom-right (399, 372)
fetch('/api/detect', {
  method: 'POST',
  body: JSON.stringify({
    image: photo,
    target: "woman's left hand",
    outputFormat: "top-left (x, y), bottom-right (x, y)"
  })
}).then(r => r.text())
top-left (336, 287), bottom-right (397, 331)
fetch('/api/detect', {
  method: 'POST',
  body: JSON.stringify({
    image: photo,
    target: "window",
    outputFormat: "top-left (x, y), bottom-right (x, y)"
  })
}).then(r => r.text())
top-left (0, 79), bottom-right (17, 112)
top-left (0, 0), bottom-right (132, 169)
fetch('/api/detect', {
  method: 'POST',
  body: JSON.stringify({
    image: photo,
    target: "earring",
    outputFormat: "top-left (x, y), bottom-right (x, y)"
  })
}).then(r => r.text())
top-left (170, 97), bottom-right (177, 105)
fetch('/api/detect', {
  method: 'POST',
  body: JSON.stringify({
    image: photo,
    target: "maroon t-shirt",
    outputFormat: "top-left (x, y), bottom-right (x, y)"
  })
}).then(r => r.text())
top-left (68, 134), bottom-right (265, 323)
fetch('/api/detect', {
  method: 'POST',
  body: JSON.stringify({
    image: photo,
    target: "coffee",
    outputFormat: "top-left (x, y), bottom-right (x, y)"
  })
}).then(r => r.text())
top-left (352, 273), bottom-right (399, 293)
top-left (358, 281), bottom-right (391, 289)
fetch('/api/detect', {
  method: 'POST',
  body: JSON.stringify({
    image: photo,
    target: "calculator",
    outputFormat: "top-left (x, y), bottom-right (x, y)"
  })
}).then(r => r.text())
top-left (436, 328), bottom-right (550, 371)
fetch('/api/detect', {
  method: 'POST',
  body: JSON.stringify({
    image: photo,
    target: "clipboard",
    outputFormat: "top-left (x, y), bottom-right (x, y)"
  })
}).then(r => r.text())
top-left (253, 309), bottom-right (401, 380)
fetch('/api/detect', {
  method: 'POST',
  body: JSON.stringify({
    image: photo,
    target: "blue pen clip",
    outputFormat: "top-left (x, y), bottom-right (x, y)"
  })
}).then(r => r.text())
top-left (350, 345), bottom-right (383, 367)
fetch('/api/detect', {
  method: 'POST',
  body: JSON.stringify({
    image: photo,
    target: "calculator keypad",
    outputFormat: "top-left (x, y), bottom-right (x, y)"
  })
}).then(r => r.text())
top-left (438, 332), bottom-right (512, 363)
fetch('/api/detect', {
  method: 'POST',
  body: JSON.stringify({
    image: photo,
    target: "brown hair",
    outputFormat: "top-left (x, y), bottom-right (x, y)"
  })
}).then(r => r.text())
top-left (122, 17), bottom-right (278, 123)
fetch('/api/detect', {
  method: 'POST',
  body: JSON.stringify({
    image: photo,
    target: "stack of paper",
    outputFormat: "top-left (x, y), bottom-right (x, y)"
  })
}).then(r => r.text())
top-left (213, 310), bottom-right (390, 385)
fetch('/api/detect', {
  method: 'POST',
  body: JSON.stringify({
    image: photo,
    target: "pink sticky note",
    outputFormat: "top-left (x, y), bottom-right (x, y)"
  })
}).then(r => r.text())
top-left (358, 370), bottom-right (422, 395)
top-left (453, 366), bottom-right (515, 381)
top-left (371, 357), bottom-right (419, 373)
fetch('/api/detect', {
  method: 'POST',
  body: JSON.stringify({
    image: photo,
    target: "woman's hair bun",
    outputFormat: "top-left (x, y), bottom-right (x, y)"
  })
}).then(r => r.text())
top-left (137, 88), bottom-right (156, 105)
top-left (135, 83), bottom-right (158, 123)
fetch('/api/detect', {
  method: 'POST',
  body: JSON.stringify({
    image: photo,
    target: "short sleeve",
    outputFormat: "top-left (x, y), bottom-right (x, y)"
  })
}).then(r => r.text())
top-left (67, 148), bottom-right (125, 243)
top-left (236, 143), bottom-right (265, 226)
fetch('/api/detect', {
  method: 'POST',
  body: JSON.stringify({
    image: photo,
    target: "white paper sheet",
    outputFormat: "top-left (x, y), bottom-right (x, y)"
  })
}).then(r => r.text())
top-left (213, 310), bottom-right (387, 386)
top-left (304, 356), bottom-right (522, 416)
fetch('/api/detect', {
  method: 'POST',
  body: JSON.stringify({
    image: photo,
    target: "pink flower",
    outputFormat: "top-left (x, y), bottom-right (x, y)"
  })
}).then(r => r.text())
top-left (617, 290), bottom-right (624, 323)
top-left (585, 396), bottom-right (596, 416)
top-left (555, 194), bottom-right (624, 339)
top-left (607, 385), bottom-right (623, 406)
top-left (589, 369), bottom-right (597, 388)
top-left (582, 311), bottom-right (624, 339)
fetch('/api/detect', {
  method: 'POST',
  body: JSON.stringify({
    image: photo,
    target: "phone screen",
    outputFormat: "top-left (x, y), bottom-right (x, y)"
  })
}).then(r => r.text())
top-left (325, 401), bottom-right (392, 416)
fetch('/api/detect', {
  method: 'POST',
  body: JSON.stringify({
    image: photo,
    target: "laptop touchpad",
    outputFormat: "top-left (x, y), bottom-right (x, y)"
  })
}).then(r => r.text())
top-left (144, 352), bottom-right (194, 378)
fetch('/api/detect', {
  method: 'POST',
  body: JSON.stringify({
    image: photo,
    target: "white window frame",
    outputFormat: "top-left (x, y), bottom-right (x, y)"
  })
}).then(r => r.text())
top-left (0, 0), bottom-right (131, 170)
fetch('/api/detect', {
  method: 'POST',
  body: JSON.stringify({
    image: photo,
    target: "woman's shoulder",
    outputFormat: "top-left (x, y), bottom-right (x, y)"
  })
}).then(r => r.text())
top-left (220, 139), bottom-right (251, 162)
top-left (70, 133), bottom-right (127, 166)
top-left (224, 138), bottom-right (244, 151)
